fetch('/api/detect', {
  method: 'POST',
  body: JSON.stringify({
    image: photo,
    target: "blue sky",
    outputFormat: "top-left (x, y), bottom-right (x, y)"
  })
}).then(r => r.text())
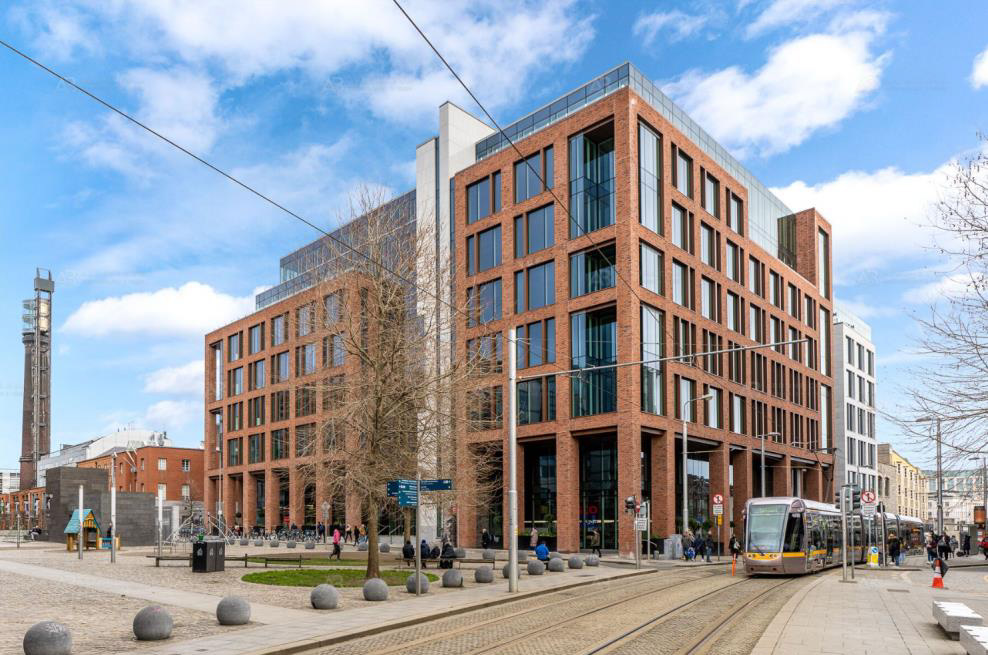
top-left (1, 1), bottom-right (986, 470)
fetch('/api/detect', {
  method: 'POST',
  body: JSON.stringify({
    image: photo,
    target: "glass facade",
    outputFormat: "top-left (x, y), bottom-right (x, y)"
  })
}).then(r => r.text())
top-left (580, 438), bottom-right (618, 550)
top-left (569, 126), bottom-right (615, 238)
top-left (641, 304), bottom-right (665, 415)
top-left (570, 244), bottom-right (616, 297)
top-left (571, 306), bottom-right (617, 417)
top-left (638, 122), bottom-right (662, 234)
top-left (640, 242), bottom-right (663, 295)
top-left (524, 442), bottom-right (556, 539)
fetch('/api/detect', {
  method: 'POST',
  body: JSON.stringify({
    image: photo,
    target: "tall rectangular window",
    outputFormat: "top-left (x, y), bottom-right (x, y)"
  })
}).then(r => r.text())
top-left (270, 390), bottom-right (290, 422)
top-left (272, 314), bottom-right (286, 346)
top-left (212, 342), bottom-right (223, 401)
top-left (726, 292), bottom-right (740, 332)
top-left (675, 149), bottom-right (692, 197)
top-left (248, 434), bottom-right (265, 464)
top-left (726, 242), bottom-right (741, 283)
top-left (641, 305), bottom-right (665, 415)
top-left (468, 278), bottom-right (503, 326)
top-left (730, 393), bottom-right (745, 433)
top-left (571, 306), bottom-right (617, 417)
top-left (272, 351), bottom-right (289, 383)
top-left (819, 307), bottom-right (831, 376)
top-left (672, 260), bottom-right (690, 307)
top-left (468, 333), bottom-right (504, 373)
top-left (639, 123), bottom-right (662, 234)
top-left (728, 194), bottom-right (743, 234)
top-left (640, 242), bottom-right (663, 295)
top-left (297, 304), bottom-right (313, 337)
top-left (515, 204), bottom-right (554, 257)
top-left (705, 386), bottom-right (722, 428)
top-left (570, 244), bottom-right (615, 297)
top-left (748, 256), bottom-right (762, 295)
top-left (703, 173), bottom-right (719, 217)
top-left (228, 333), bottom-right (242, 362)
top-left (527, 261), bottom-right (555, 310)
top-left (569, 124), bottom-right (615, 237)
top-left (700, 223), bottom-right (716, 268)
top-left (770, 272), bottom-right (782, 308)
top-left (517, 376), bottom-right (556, 425)
top-left (324, 292), bottom-right (341, 325)
top-left (271, 428), bottom-right (289, 460)
top-left (249, 324), bottom-right (264, 355)
top-left (467, 176), bottom-right (491, 223)
top-left (700, 277), bottom-right (717, 321)
top-left (467, 386), bottom-right (503, 431)
top-left (295, 343), bottom-right (316, 376)
top-left (476, 225), bottom-right (502, 273)
top-left (671, 203), bottom-right (689, 250)
top-left (514, 151), bottom-right (544, 203)
top-left (749, 305), bottom-right (763, 343)
top-left (229, 367), bottom-right (243, 396)
top-left (818, 228), bottom-right (830, 299)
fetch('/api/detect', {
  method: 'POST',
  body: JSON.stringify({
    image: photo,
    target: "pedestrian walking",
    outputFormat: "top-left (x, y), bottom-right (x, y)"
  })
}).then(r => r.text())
top-left (963, 533), bottom-right (971, 557)
top-left (729, 534), bottom-right (741, 560)
top-left (704, 533), bottom-right (714, 562)
top-left (589, 529), bottom-right (602, 557)
top-left (317, 521), bottom-right (326, 544)
top-left (979, 535), bottom-right (988, 560)
top-left (926, 534), bottom-right (937, 563)
top-left (887, 532), bottom-right (900, 567)
top-left (345, 523), bottom-right (352, 544)
top-left (331, 528), bottom-right (342, 560)
top-left (481, 528), bottom-right (493, 550)
top-left (938, 534), bottom-right (951, 561)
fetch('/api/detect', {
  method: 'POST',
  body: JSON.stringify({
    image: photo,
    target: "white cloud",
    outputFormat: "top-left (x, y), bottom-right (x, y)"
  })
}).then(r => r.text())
top-left (836, 297), bottom-right (900, 320)
top-left (62, 281), bottom-right (254, 337)
top-left (663, 13), bottom-right (888, 157)
top-left (772, 163), bottom-right (949, 274)
top-left (745, 0), bottom-right (853, 38)
top-left (144, 360), bottom-right (204, 395)
top-left (145, 399), bottom-right (201, 433)
top-left (633, 10), bottom-right (710, 46)
top-left (901, 273), bottom-right (984, 304)
top-left (118, 67), bottom-right (222, 153)
top-left (972, 46), bottom-right (988, 89)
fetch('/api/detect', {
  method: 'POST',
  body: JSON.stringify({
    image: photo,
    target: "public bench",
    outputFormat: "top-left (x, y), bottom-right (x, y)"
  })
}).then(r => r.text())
top-left (933, 600), bottom-right (983, 639)
top-left (147, 553), bottom-right (302, 568)
top-left (960, 625), bottom-right (988, 655)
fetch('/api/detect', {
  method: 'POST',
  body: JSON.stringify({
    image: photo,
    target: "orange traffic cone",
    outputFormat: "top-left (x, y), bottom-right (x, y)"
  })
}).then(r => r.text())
top-left (932, 559), bottom-right (944, 589)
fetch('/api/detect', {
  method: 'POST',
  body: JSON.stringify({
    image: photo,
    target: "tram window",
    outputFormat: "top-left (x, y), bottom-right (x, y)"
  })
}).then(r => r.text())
top-left (783, 514), bottom-right (804, 552)
top-left (809, 516), bottom-right (823, 551)
top-left (747, 504), bottom-right (787, 552)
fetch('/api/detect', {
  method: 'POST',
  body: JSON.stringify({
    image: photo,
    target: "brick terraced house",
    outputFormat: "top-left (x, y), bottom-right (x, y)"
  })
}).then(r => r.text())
top-left (452, 63), bottom-right (836, 555)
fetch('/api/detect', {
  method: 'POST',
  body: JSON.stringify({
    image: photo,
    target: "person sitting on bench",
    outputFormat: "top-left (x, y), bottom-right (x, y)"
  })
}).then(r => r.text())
top-left (402, 539), bottom-right (415, 564)
top-left (440, 541), bottom-right (456, 569)
top-left (419, 539), bottom-right (431, 568)
top-left (535, 541), bottom-right (550, 562)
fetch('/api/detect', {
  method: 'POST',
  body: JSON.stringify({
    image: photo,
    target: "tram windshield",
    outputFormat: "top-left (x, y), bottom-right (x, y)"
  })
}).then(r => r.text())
top-left (747, 504), bottom-right (788, 553)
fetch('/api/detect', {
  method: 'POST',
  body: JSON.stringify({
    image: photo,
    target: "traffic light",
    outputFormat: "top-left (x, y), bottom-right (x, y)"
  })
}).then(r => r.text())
top-left (851, 488), bottom-right (862, 511)
top-left (625, 496), bottom-right (637, 512)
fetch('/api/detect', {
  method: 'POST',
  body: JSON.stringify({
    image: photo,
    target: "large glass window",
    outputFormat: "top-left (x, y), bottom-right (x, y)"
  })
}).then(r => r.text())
top-left (570, 244), bottom-right (615, 297)
top-left (324, 292), bottom-right (341, 325)
top-left (249, 324), bottom-right (264, 354)
top-left (468, 279), bottom-right (502, 326)
top-left (228, 333), bottom-right (242, 362)
top-left (705, 386), bottom-right (722, 428)
top-left (571, 306), bottom-right (617, 417)
top-left (248, 434), bottom-right (265, 464)
top-left (748, 256), bottom-right (762, 295)
top-left (516, 318), bottom-right (555, 369)
top-left (700, 223), bottom-right (716, 268)
top-left (672, 203), bottom-right (688, 250)
top-left (726, 292), bottom-right (740, 332)
top-left (212, 342), bottom-right (223, 401)
top-left (476, 225), bottom-right (502, 273)
top-left (746, 503), bottom-right (787, 552)
top-left (726, 241), bottom-right (741, 283)
top-left (517, 376), bottom-right (556, 425)
top-left (514, 151), bottom-right (547, 203)
top-left (641, 305), bottom-right (665, 415)
top-left (296, 343), bottom-right (316, 376)
top-left (467, 333), bottom-right (503, 374)
top-left (640, 242), bottom-right (663, 295)
top-left (515, 204), bottom-right (554, 257)
top-left (229, 366), bottom-right (243, 396)
top-left (272, 314), bottom-right (286, 346)
top-left (704, 173), bottom-right (719, 217)
top-left (818, 228), bottom-right (830, 299)
top-left (468, 386), bottom-right (503, 431)
top-left (728, 194), bottom-right (743, 234)
top-left (639, 123), bottom-right (662, 234)
top-left (675, 149), bottom-right (693, 197)
top-left (467, 176), bottom-right (491, 223)
top-left (672, 260), bottom-right (690, 307)
top-left (515, 261), bottom-right (555, 313)
top-left (271, 428), bottom-right (289, 460)
top-left (700, 277), bottom-right (717, 320)
top-left (569, 123), bottom-right (615, 237)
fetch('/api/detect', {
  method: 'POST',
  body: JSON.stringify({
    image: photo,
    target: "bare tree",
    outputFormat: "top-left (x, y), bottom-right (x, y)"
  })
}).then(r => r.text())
top-left (293, 187), bottom-right (499, 578)
top-left (893, 136), bottom-right (988, 461)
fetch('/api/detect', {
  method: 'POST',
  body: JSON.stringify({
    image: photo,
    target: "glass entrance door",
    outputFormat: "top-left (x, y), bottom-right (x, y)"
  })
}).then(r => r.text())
top-left (580, 436), bottom-right (618, 550)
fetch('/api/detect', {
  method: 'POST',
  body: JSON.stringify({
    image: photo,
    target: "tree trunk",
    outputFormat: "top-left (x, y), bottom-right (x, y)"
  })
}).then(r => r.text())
top-left (403, 506), bottom-right (412, 544)
top-left (366, 499), bottom-right (380, 579)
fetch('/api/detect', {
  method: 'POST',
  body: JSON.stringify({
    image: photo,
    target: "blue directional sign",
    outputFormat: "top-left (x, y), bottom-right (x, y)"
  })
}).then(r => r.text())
top-left (419, 479), bottom-right (453, 492)
top-left (397, 488), bottom-right (419, 507)
top-left (387, 479), bottom-right (417, 497)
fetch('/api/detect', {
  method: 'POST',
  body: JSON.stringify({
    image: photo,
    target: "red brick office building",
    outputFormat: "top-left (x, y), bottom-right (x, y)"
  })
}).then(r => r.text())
top-left (453, 64), bottom-right (836, 554)
top-left (77, 446), bottom-right (204, 502)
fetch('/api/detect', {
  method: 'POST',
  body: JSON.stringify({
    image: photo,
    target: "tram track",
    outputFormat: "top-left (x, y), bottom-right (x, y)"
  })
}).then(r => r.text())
top-left (306, 567), bottom-right (726, 655)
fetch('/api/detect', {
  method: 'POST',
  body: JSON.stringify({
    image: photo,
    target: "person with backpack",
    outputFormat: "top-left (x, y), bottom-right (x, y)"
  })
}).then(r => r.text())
top-left (729, 534), bottom-right (742, 560)
top-left (887, 532), bottom-right (900, 567)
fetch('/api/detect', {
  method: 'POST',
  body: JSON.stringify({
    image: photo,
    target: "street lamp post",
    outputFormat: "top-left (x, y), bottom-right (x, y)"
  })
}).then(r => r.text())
top-left (682, 392), bottom-right (714, 536)
top-left (917, 417), bottom-right (944, 535)
top-left (755, 432), bottom-right (781, 498)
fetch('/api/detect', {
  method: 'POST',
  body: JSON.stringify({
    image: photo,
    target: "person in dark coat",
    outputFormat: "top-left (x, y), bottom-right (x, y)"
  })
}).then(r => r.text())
top-left (481, 529), bottom-right (493, 549)
top-left (704, 533), bottom-right (714, 562)
top-left (440, 541), bottom-right (456, 569)
top-left (317, 522), bottom-right (326, 543)
top-left (729, 534), bottom-right (742, 560)
top-left (419, 539), bottom-right (430, 568)
top-left (887, 532), bottom-right (900, 566)
top-left (402, 539), bottom-right (415, 563)
top-left (963, 533), bottom-right (971, 557)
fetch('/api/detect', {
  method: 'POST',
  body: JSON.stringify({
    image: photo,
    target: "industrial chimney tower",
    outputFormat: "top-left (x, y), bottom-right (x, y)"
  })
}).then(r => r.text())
top-left (19, 269), bottom-right (53, 489)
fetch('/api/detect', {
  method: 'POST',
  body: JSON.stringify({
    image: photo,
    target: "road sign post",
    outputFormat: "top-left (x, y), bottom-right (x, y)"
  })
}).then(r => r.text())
top-left (387, 478), bottom-right (453, 597)
top-left (713, 494), bottom-right (724, 561)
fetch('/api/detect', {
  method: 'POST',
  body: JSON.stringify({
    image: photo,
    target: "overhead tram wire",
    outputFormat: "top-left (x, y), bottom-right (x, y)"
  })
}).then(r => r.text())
top-left (389, 0), bottom-right (649, 313)
top-left (0, 37), bottom-right (583, 388)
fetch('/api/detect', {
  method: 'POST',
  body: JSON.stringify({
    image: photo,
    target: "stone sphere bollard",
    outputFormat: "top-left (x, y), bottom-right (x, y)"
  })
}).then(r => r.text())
top-left (269, 540), bottom-right (279, 548)
top-left (441, 569), bottom-right (463, 588)
top-left (502, 562), bottom-right (511, 578)
top-left (363, 577), bottom-right (389, 601)
top-left (475, 565), bottom-right (494, 583)
top-left (586, 554), bottom-right (600, 566)
top-left (548, 557), bottom-right (565, 572)
top-left (310, 584), bottom-right (340, 609)
top-left (286, 541), bottom-right (297, 549)
top-left (356, 542), bottom-right (368, 552)
top-left (216, 596), bottom-right (251, 625)
top-left (527, 560), bottom-right (545, 576)
top-left (568, 556), bottom-right (584, 569)
top-left (133, 605), bottom-right (173, 641)
top-left (253, 539), bottom-right (263, 547)
top-left (305, 541), bottom-right (315, 550)
top-left (239, 538), bottom-right (249, 546)
top-left (405, 573), bottom-right (430, 594)
top-left (380, 542), bottom-right (391, 553)
top-left (481, 549), bottom-right (495, 560)
top-left (454, 547), bottom-right (466, 559)
top-left (549, 551), bottom-right (561, 560)
top-left (23, 621), bottom-right (72, 655)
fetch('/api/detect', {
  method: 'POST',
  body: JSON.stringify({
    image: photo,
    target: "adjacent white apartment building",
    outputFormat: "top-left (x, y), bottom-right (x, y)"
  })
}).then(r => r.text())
top-left (834, 304), bottom-right (878, 493)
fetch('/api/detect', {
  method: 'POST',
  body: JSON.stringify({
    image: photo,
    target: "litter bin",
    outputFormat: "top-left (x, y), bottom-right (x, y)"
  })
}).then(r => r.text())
top-left (209, 539), bottom-right (226, 572)
top-left (192, 541), bottom-right (209, 572)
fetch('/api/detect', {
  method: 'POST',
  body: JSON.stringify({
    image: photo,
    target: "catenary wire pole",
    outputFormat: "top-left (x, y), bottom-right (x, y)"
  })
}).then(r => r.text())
top-left (78, 484), bottom-right (83, 560)
top-left (111, 452), bottom-right (117, 564)
top-left (507, 327), bottom-right (519, 592)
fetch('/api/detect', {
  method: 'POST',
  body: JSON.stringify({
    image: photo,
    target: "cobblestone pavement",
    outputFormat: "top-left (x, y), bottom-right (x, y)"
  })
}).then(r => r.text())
top-left (0, 568), bottom-right (241, 655)
top-left (300, 568), bottom-right (741, 655)
top-left (0, 543), bottom-right (476, 613)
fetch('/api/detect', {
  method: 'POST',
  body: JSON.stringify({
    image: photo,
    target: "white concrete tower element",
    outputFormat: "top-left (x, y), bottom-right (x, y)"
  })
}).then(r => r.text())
top-left (834, 304), bottom-right (879, 496)
top-left (415, 102), bottom-right (494, 541)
